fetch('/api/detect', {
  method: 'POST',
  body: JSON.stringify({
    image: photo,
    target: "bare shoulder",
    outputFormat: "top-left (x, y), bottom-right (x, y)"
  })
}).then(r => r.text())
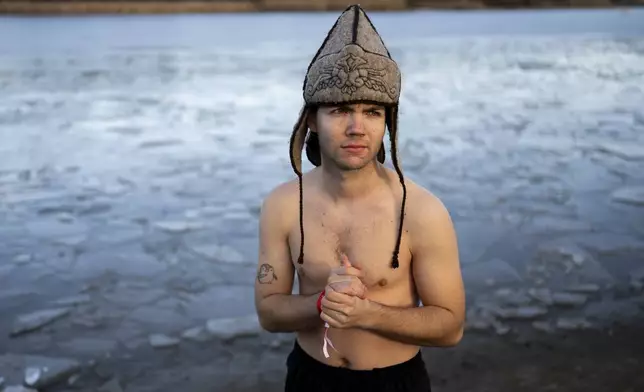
top-left (385, 173), bottom-right (449, 222)
top-left (396, 176), bottom-right (455, 248)
top-left (260, 178), bottom-right (301, 225)
top-left (405, 178), bottom-right (450, 220)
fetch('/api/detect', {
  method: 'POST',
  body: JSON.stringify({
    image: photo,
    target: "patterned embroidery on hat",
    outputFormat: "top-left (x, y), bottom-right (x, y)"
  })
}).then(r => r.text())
top-left (306, 52), bottom-right (398, 101)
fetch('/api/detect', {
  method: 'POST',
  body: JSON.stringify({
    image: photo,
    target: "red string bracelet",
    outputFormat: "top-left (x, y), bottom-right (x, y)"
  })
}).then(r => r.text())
top-left (316, 290), bottom-right (325, 314)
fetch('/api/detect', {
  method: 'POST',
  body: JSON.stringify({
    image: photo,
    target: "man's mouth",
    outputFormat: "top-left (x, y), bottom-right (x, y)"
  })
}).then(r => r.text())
top-left (342, 145), bottom-right (367, 152)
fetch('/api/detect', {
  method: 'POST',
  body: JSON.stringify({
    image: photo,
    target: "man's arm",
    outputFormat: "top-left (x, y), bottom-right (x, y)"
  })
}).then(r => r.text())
top-left (362, 190), bottom-right (465, 347)
top-left (254, 184), bottom-right (323, 333)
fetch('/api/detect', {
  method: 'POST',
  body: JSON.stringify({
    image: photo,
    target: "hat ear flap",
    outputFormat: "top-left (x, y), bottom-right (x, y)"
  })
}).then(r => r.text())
top-left (377, 144), bottom-right (385, 163)
top-left (305, 132), bottom-right (322, 167)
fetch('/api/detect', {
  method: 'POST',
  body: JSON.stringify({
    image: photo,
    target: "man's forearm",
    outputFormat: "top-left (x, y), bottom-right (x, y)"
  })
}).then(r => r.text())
top-left (257, 292), bottom-right (322, 333)
top-left (362, 301), bottom-right (463, 347)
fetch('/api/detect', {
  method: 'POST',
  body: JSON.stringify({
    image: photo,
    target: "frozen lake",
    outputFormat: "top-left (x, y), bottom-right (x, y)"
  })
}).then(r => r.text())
top-left (0, 9), bottom-right (643, 385)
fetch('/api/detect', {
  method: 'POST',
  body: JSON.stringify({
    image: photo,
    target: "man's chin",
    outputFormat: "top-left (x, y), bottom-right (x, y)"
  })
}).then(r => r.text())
top-left (335, 157), bottom-right (373, 171)
top-left (337, 163), bottom-right (368, 172)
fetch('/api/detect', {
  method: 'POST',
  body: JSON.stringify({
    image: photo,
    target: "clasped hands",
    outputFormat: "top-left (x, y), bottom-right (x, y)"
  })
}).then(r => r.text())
top-left (320, 254), bottom-right (372, 330)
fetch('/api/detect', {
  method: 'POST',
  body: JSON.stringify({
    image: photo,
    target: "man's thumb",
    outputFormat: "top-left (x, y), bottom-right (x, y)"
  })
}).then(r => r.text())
top-left (341, 253), bottom-right (352, 268)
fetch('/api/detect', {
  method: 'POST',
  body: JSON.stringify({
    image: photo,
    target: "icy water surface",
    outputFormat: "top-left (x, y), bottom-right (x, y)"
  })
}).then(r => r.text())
top-left (0, 9), bottom-right (643, 389)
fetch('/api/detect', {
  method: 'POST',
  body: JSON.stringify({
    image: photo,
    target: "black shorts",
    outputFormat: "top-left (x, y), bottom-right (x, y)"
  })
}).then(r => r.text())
top-left (285, 341), bottom-right (432, 392)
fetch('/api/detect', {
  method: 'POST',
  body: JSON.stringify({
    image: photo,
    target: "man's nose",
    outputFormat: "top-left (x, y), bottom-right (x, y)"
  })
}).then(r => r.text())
top-left (346, 113), bottom-right (365, 135)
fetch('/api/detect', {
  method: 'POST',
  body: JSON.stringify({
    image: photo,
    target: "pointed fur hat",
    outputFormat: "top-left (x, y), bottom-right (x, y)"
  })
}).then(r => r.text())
top-left (289, 4), bottom-right (406, 269)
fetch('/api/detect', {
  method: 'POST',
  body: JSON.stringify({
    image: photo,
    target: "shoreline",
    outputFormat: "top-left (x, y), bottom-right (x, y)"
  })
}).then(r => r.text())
top-left (0, 1), bottom-right (623, 16)
top-left (4, 322), bottom-right (642, 391)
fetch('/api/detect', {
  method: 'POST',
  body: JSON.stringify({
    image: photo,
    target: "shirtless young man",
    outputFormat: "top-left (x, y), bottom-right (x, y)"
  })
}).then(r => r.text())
top-left (254, 5), bottom-right (465, 392)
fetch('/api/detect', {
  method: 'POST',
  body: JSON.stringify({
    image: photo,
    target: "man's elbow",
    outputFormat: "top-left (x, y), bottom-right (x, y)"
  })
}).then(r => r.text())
top-left (258, 316), bottom-right (280, 333)
top-left (257, 296), bottom-right (294, 333)
top-left (438, 325), bottom-right (464, 347)
top-left (256, 298), bottom-right (279, 333)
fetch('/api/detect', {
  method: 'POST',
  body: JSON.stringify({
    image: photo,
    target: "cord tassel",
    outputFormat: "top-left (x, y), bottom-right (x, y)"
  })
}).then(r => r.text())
top-left (322, 322), bottom-right (339, 359)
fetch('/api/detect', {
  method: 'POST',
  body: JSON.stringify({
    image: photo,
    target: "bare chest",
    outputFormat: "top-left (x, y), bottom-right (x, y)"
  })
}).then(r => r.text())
top-left (289, 201), bottom-right (411, 294)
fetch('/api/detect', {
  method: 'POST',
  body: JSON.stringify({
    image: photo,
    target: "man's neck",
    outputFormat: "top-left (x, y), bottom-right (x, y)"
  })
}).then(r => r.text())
top-left (318, 161), bottom-right (386, 201)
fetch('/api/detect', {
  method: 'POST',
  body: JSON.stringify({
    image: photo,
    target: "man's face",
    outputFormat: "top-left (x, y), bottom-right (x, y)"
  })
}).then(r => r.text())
top-left (310, 103), bottom-right (386, 171)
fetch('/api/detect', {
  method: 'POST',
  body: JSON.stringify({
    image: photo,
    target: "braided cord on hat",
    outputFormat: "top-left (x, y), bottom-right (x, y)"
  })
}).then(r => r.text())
top-left (387, 106), bottom-right (405, 269)
top-left (297, 173), bottom-right (304, 264)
